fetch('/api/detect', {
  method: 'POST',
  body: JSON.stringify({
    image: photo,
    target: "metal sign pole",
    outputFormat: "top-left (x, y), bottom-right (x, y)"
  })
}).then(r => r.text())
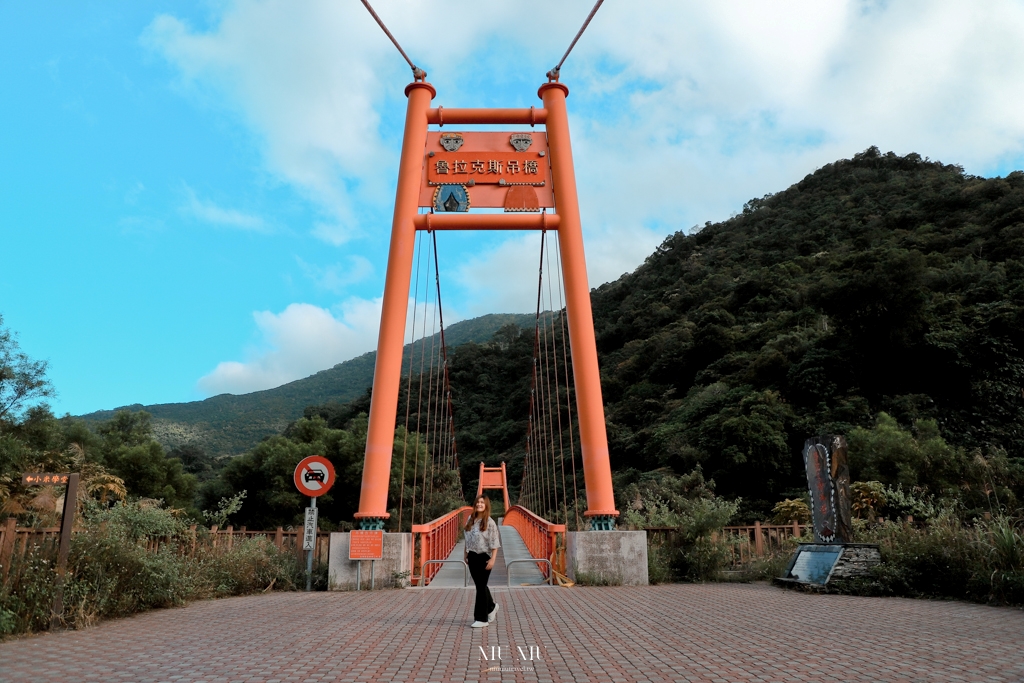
top-left (371, 559), bottom-right (375, 590)
top-left (306, 497), bottom-right (317, 592)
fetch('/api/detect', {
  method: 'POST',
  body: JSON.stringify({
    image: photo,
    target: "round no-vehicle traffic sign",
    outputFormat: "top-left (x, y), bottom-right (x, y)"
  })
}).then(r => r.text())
top-left (294, 455), bottom-right (335, 497)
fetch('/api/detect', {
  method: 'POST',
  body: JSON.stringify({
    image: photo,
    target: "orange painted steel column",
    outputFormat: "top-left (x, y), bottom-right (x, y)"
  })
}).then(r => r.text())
top-left (355, 80), bottom-right (436, 526)
top-left (539, 81), bottom-right (619, 526)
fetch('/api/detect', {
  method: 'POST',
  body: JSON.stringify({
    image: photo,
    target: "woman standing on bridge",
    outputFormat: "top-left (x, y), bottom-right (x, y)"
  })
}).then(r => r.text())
top-left (464, 496), bottom-right (501, 628)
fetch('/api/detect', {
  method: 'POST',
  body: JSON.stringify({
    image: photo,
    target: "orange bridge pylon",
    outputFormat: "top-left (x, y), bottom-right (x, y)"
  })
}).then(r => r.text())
top-left (476, 462), bottom-right (511, 515)
top-left (355, 74), bottom-right (619, 531)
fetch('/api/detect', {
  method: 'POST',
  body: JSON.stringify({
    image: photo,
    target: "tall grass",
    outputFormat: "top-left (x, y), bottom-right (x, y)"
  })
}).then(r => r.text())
top-left (827, 515), bottom-right (1024, 605)
top-left (0, 501), bottom-right (306, 637)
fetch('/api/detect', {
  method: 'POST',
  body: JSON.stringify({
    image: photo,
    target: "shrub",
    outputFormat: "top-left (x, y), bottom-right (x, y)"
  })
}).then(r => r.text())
top-left (771, 499), bottom-right (810, 524)
top-left (0, 501), bottom-right (303, 638)
top-left (618, 468), bottom-right (738, 582)
top-left (851, 481), bottom-right (886, 519)
top-left (828, 514), bottom-right (1024, 605)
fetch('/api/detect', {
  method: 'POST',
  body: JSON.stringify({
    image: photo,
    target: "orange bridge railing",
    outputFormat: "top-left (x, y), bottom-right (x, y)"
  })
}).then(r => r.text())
top-left (502, 506), bottom-right (566, 579)
top-left (411, 506), bottom-right (472, 586)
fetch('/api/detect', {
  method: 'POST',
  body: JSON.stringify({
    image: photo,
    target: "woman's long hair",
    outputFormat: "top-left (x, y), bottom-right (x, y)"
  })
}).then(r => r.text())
top-left (465, 496), bottom-right (492, 531)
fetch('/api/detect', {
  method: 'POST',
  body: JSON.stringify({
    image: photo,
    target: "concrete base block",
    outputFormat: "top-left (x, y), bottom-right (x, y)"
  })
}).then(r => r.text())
top-left (566, 530), bottom-right (648, 586)
top-left (328, 532), bottom-right (413, 590)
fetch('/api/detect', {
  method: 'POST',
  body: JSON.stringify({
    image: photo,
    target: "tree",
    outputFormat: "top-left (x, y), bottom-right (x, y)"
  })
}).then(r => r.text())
top-left (0, 315), bottom-right (54, 424)
top-left (93, 410), bottom-right (197, 510)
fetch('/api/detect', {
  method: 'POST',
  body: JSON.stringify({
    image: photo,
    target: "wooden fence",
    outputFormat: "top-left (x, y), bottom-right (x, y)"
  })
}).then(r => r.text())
top-left (0, 518), bottom-right (330, 586)
top-left (645, 521), bottom-right (811, 566)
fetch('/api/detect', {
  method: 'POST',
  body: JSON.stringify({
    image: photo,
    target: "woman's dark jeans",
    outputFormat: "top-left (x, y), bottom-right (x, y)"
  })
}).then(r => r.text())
top-left (467, 551), bottom-right (496, 622)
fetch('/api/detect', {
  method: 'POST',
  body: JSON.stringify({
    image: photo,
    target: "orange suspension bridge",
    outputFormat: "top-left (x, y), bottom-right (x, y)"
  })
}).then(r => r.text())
top-left (334, 0), bottom-right (635, 589)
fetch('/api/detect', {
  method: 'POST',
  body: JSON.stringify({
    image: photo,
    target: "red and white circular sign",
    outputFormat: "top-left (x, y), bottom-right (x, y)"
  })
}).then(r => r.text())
top-left (294, 455), bottom-right (335, 497)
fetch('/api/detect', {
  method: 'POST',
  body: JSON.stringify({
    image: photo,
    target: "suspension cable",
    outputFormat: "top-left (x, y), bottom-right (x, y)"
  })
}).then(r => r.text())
top-left (359, 0), bottom-right (427, 80)
top-left (421, 264), bottom-right (440, 515)
top-left (532, 232), bottom-right (552, 517)
top-left (397, 230), bottom-right (426, 532)
top-left (431, 231), bottom-right (461, 492)
top-left (410, 232), bottom-right (435, 526)
top-left (554, 237), bottom-right (582, 530)
top-left (547, 0), bottom-right (606, 81)
top-left (543, 233), bottom-right (569, 526)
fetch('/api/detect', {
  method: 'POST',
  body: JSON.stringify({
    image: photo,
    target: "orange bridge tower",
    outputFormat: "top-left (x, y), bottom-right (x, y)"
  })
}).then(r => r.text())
top-left (354, 73), bottom-right (619, 532)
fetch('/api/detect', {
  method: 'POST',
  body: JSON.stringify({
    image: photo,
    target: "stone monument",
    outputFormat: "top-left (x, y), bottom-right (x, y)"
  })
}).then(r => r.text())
top-left (776, 435), bottom-right (879, 587)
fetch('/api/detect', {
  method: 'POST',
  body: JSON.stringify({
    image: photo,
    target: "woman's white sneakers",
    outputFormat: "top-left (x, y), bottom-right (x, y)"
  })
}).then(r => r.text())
top-left (471, 603), bottom-right (499, 627)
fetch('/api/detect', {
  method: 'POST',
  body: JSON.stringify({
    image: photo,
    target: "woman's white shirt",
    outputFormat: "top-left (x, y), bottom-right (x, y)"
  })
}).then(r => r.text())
top-left (464, 517), bottom-right (501, 554)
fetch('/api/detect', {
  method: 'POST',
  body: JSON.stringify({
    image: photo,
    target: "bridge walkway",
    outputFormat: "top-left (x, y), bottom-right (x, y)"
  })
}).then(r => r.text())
top-left (425, 520), bottom-right (546, 588)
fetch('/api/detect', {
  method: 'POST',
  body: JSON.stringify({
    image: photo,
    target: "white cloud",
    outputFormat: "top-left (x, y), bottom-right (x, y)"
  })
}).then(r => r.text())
top-left (150, 0), bottom-right (1024, 324)
top-left (197, 299), bottom-right (383, 395)
top-left (143, 2), bottom-right (401, 244)
top-left (196, 293), bottom-right (444, 395)
top-left (181, 185), bottom-right (267, 231)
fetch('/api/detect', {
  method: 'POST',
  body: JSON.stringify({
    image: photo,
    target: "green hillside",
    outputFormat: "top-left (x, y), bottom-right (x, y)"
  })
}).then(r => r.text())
top-left (78, 313), bottom-right (533, 457)
top-left (589, 147), bottom-right (1024, 510)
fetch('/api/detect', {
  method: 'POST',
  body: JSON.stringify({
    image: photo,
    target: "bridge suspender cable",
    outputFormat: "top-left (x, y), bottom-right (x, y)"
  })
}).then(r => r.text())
top-left (553, 237), bottom-right (583, 532)
top-left (359, 0), bottom-right (426, 80)
top-left (396, 224), bottom-right (462, 532)
top-left (362, 0), bottom-right (606, 82)
top-left (396, 230), bottom-right (425, 533)
top-left (518, 230), bottom-right (582, 527)
top-left (547, 0), bottom-right (606, 80)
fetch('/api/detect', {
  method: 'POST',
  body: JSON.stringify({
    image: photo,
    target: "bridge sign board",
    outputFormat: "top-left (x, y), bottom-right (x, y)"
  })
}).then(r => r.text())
top-left (293, 455), bottom-right (335, 497)
top-left (418, 132), bottom-right (554, 211)
top-left (349, 530), bottom-right (384, 560)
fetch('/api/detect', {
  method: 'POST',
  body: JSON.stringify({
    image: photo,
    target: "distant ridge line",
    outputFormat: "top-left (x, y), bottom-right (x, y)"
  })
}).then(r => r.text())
top-left (78, 313), bottom-right (535, 457)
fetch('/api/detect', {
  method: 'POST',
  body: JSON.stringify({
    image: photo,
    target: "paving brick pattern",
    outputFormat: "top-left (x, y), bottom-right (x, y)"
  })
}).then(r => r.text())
top-left (1, 584), bottom-right (1021, 682)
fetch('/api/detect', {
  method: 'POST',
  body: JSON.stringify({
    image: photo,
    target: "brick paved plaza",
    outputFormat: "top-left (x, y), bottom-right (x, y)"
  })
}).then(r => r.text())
top-left (1, 583), bottom-right (1021, 683)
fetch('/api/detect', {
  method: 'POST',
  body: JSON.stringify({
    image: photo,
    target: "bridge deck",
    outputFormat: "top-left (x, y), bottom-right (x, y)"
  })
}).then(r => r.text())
top-left (2, 584), bottom-right (1021, 682)
top-left (426, 522), bottom-right (546, 588)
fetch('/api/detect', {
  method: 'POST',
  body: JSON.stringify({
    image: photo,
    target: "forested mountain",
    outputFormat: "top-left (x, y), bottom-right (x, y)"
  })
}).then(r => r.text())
top-left (77, 313), bottom-right (533, 458)
top-left (589, 147), bottom-right (1024, 511)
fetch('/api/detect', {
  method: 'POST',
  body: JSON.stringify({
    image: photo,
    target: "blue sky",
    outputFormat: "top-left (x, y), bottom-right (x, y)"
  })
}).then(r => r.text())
top-left (3, 0), bottom-right (1024, 417)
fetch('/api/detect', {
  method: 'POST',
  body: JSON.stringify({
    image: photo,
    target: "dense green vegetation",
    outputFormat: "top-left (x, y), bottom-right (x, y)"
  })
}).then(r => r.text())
top-left (591, 148), bottom-right (1024, 515)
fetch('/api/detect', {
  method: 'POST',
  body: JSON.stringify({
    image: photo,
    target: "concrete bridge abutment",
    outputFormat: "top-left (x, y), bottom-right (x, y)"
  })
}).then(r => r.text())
top-left (328, 532), bottom-right (413, 590)
top-left (566, 530), bottom-right (648, 586)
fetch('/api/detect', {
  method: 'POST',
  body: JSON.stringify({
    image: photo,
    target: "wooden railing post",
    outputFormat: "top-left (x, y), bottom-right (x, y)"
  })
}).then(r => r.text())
top-left (210, 525), bottom-right (219, 549)
top-left (226, 525), bottom-right (234, 551)
top-left (792, 519), bottom-right (799, 539)
top-left (0, 518), bottom-right (16, 584)
top-left (274, 527), bottom-right (283, 550)
top-left (754, 520), bottom-right (764, 556)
